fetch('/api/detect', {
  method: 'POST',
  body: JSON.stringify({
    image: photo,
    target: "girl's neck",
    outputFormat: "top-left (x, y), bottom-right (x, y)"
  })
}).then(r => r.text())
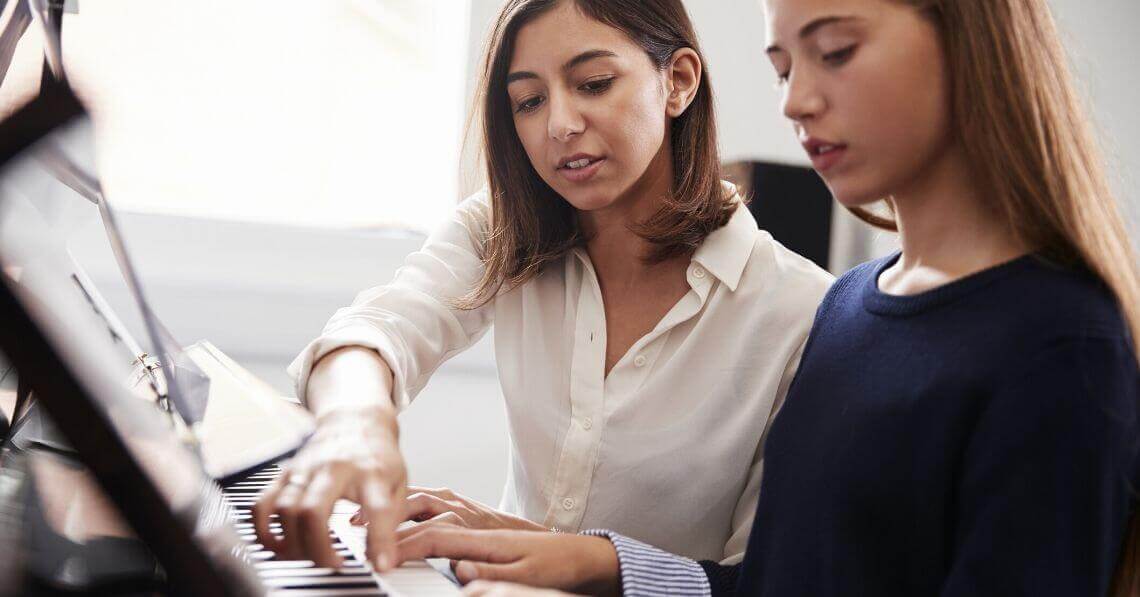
top-left (883, 144), bottom-right (1029, 293)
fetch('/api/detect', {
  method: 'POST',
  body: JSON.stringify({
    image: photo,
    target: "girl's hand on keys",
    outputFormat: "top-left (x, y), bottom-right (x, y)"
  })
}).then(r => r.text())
top-left (397, 527), bottom-right (620, 596)
top-left (350, 486), bottom-right (547, 537)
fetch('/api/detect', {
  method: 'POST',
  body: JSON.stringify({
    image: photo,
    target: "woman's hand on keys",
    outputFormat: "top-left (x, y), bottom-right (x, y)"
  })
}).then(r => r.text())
top-left (252, 405), bottom-right (407, 572)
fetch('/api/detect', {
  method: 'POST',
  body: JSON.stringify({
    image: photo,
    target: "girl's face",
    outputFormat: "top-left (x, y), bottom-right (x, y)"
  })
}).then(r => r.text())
top-left (764, 0), bottom-right (953, 207)
top-left (506, 2), bottom-right (679, 213)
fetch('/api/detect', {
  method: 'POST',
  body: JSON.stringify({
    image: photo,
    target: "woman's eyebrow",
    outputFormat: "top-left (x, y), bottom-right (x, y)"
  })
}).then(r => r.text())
top-left (562, 49), bottom-right (618, 72)
top-left (766, 15), bottom-right (862, 54)
top-left (507, 49), bottom-right (618, 84)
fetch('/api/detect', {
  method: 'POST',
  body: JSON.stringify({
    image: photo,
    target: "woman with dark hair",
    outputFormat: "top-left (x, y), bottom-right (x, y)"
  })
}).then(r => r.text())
top-left (252, 0), bottom-right (832, 573)
top-left (398, 0), bottom-right (1140, 595)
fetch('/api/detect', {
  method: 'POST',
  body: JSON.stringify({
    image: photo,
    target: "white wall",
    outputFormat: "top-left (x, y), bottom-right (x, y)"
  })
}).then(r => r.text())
top-left (1049, 0), bottom-right (1140, 233)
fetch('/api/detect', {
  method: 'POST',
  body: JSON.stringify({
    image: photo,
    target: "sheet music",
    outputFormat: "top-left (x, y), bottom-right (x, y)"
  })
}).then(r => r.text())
top-left (0, 0), bottom-right (32, 88)
top-left (26, 0), bottom-right (63, 81)
top-left (34, 142), bottom-right (212, 426)
top-left (66, 253), bottom-right (144, 357)
top-left (181, 341), bottom-right (313, 479)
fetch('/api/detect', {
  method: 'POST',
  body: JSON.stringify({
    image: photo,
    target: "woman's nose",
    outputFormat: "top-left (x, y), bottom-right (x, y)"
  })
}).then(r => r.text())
top-left (547, 93), bottom-right (585, 141)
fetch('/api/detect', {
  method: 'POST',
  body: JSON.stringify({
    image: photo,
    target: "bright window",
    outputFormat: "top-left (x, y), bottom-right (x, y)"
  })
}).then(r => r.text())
top-left (2, 0), bottom-right (471, 232)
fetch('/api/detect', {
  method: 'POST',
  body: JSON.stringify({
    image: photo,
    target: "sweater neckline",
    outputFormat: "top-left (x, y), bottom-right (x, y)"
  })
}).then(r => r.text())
top-left (862, 251), bottom-right (1039, 316)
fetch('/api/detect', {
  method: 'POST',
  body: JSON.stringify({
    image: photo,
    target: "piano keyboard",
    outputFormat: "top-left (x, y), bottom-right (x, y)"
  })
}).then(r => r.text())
top-left (222, 464), bottom-right (459, 596)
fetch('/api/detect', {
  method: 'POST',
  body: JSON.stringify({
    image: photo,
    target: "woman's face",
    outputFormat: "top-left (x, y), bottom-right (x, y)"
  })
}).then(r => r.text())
top-left (506, 2), bottom-right (675, 213)
top-left (764, 0), bottom-right (953, 207)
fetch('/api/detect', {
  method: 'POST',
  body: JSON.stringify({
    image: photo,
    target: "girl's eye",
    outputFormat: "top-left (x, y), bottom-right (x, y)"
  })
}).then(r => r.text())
top-left (515, 95), bottom-right (545, 114)
top-left (775, 72), bottom-right (790, 86)
top-left (580, 77), bottom-right (615, 95)
top-left (822, 45), bottom-right (856, 66)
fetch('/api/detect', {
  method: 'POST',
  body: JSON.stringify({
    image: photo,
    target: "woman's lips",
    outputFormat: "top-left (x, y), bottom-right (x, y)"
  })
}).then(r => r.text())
top-left (558, 157), bottom-right (605, 183)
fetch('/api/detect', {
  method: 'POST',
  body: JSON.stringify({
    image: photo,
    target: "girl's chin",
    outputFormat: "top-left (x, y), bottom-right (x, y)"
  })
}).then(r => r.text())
top-left (834, 196), bottom-right (884, 210)
top-left (822, 178), bottom-right (886, 210)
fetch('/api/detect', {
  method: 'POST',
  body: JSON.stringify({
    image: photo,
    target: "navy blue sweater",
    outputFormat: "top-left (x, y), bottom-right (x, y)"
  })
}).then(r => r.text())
top-left (701, 253), bottom-right (1140, 596)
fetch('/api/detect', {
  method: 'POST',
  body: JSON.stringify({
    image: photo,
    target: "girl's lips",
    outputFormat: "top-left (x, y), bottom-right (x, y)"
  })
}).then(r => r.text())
top-left (809, 145), bottom-right (847, 173)
top-left (558, 157), bottom-right (605, 183)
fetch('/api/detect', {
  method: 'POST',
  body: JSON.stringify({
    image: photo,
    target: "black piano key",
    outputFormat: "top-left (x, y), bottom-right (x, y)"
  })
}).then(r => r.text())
top-left (221, 464), bottom-right (389, 594)
top-left (261, 575), bottom-right (379, 589)
top-left (234, 522), bottom-right (282, 529)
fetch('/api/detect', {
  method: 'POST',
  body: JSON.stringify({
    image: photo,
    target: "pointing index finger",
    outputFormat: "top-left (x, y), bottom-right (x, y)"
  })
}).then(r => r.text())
top-left (360, 475), bottom-right (403, 571)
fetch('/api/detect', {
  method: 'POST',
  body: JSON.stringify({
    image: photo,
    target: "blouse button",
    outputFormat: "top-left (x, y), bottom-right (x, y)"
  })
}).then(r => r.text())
top-left (633, 355), bottom-right (647, 368)
top-left (562, 498), bottom-right (575, 510)
top-left (693, 266), bottom-right (706, 279)
top-left (581, 417), bottom-right (593, 430)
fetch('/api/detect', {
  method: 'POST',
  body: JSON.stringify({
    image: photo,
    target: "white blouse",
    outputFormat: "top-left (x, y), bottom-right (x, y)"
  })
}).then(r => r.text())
top-left (289, 185), bottom-right (833, 563)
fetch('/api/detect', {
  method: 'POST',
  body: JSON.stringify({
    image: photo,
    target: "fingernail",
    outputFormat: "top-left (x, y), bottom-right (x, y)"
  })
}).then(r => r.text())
top-left (456, 560), bottom-right (478, 581)
top-left (376, 552), bottom-right (392, 571)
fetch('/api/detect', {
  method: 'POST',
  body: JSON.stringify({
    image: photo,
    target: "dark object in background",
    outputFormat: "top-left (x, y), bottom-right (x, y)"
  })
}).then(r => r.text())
top-left (725, 161), bottom-right (834, 271)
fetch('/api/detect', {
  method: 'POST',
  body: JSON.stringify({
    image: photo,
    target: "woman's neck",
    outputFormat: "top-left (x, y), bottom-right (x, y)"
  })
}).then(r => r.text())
top-left (579, 144), bottom-right (679, 287)
top-left (881, 144), bottom-right (1029, 295)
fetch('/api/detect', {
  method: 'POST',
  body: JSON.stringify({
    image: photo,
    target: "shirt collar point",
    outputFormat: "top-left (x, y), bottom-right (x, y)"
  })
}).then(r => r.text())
top-left (691, 197), bottom-right (756, 293)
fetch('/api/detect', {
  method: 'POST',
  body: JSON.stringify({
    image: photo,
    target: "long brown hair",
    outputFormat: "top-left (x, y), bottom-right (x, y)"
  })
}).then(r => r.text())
top-left (863, 1), bottom-right (1140, 592)
top-left (463, 0), bottom-right (733, 306)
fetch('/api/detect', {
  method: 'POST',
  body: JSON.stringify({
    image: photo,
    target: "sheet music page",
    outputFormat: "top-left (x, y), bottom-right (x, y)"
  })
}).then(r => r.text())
top-left (182, 341), bottom-right (314, 479)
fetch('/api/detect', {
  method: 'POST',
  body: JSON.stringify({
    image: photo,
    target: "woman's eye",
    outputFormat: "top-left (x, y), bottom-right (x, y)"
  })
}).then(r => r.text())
top-left (775, 72), bottom-right (790, 86)
top-left (822, 45), bottom-right (856, 66)
top-left (515, 95), bottom-right (544, 114)
top-left (579, 77), bottom-right (615, 95)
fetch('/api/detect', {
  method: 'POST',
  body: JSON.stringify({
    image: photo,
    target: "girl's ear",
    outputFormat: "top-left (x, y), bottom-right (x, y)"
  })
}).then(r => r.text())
top-left (665, 48), bottom-right (702, 118)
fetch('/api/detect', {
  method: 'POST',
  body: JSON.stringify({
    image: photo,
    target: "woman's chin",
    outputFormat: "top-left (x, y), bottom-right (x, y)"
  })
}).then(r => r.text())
top-left (561, 191), bottom-right (619, 213)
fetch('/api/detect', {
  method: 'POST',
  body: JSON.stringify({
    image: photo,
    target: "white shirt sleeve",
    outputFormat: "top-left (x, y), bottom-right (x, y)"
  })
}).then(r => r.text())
top-left (287, 192), bottom-right (496, 409)
top-left (719, 335), bottom-right (809, 564)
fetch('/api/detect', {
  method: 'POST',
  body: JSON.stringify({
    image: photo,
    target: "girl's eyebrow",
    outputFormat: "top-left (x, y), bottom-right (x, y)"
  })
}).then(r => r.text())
top-left (766, 15), bottom-right (862, 55)
top-left (507, 49), bottom-right (618, 84)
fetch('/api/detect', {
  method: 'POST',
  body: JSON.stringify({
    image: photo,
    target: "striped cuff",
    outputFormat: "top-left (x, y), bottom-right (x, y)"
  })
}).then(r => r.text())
top-left (581, 530), bottom-right (711, 597)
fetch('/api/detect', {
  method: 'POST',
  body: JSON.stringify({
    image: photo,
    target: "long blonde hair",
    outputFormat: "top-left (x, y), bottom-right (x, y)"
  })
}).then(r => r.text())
top-left (872, 0), bottom-right (1140, 353)
top-left (852, 1), bottom-right (1140, 592)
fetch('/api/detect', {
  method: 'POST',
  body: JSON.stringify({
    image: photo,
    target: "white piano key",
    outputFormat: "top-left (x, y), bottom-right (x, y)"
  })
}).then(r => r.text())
top-left (266, 589), bottom-right (385, 597)
top-left (254, 560), bottom-right (318, 570)
top-left (258, 567), bottom-right (374, 579)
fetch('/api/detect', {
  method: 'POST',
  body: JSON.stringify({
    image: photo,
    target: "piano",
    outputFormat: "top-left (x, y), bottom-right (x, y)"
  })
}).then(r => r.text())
top-left (0, 81), bottom-right (460, 596)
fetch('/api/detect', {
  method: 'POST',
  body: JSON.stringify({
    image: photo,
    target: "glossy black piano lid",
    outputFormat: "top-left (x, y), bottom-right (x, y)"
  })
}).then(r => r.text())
top-left (0, 87), bottom-right (263, 597)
